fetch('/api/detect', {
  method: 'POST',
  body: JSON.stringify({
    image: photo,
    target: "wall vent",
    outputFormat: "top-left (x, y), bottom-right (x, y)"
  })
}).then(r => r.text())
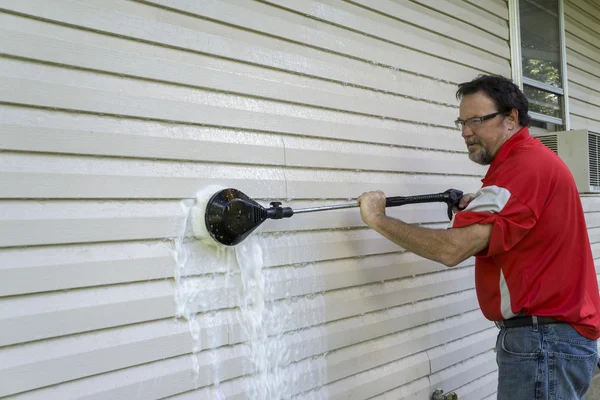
top-left (537, 134), bottom-right (559, 154)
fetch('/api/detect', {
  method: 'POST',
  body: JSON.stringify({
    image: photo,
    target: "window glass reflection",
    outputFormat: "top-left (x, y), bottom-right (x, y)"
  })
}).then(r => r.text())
top-left (524, 85), bottom-right (562, 118)
top-left (520, 0), bottom-right (562, 87)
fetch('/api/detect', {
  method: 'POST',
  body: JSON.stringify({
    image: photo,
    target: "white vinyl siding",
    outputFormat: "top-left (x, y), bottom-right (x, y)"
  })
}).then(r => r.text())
top-left (559, 2), bottom-right (600, 368)
top-left (0, 0), bottom-right (509, 398)
top-left (565, 0), bottom-right (600, 133)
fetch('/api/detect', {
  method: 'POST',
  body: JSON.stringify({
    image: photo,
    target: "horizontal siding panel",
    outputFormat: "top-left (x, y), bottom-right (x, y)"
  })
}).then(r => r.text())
top-left (148, 0), bottom-right (508, 81)
top-left (0, 266), bottom-right (474, 347)
top-left (571, 114), bottom-right (600, 134)
top-left (591, 242), bottom-right (600, 258)
top-left (464, 0), bottom-right (509, 20)
top-left (163, 376), bottom-right (254, 400)
top-left (240, 0), bottom-right (509, 61)
top-left (567, 0), bottom-right (600, 20)
top-left (587, 0), bottom-right (600, 7)
top-left (428, 328), bottom-right (497, 373)
top-left (258, 224), bottom-right (455, 267)
top-left (0, 280), bottom-right (175, 347)
top-left (294, 352), bottom-right (431, 399)
top-left (0, 152), bottom-right (287, 199)
top-left (9, 345), bottom-right (302, 399)
top-left (348, 0), bottom-right (509, 53)
top-left (455, 371), bottom-right (499, 400)
top-left (0, 107), bottom-right (285, 166)
top-left (0, 241), bottom-right (176, 296)
top-left (0, 318), bottom-right (196, 396)
top-left (183, 245), bottom-right (470, 301)
top-left (569, 81), bottom-right (600, 106)
top-left (283, 136), bottom-right (483, 175)
top-left (567, 48), bottom-right (600, 78)
top-left (582, 195), bottom-right (600, 212)
top-left (411, 0), bottom-right (508, 39)
top-left (429, 351), bottom-right (497, 394)
top-left (569, 65), bottom-right (600, 93)
top-left (590, 227), bottom-right (600, 244)
top-left (6, 224), bottom-right (459, 275)
top-left (565, 2), bottom-right (600, 38)
top-left (565, 14), bottom-right (600, 50)
top-left (3, 292), bottom-right (479, 398)
top-left (269, 291), bottom-right (478, 361)
top-left (150, 0), bottom-right (509, 67)
top-left (1, 152), bottom-right (482, 199)
top-left (0, 227), bottom-right (470, 296)
top-left (0, 13), bottom-right (466, 116)
top-left (566, 32), bottom-right (600, 64)
top-left (358, 376), bottom-right (431, 400)
top-left (0, 201), bottom-right (186, 248)
top-left (570, 98), bottom-right (600, 124)
top-left (0, 107), bottom-right (464, 162)
top-left (180, 246), bottom-right (465, 297)
top-left (260, 255), bottom-right (471, 308)
top-left (585, 211), bottom-right (600, 228)
top-left (7, 345), bottom-right (252, 400)
top-left (0, 108), bottom-right (474, 176)
top-left (298, 346), bottom-right (494, 399)
top-left (283, 170), bottom-right (482, 199)
top-left (322, 312), bottom-right (492, 386)
top-left (0, 0), bottom-right (489, 86)
top-left (0, 60), bottom-right (458, 140)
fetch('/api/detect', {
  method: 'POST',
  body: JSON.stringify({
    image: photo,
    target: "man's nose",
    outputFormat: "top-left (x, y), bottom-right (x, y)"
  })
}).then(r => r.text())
top-left (461, 124), bottom-right (473, 138)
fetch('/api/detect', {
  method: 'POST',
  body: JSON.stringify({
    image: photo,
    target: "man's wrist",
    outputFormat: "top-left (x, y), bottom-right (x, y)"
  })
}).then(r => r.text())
top-left (367, 213), bottom-right (389, 230)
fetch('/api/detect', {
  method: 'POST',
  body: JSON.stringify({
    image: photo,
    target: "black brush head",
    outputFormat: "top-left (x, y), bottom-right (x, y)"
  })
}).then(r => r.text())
top-left (204, 188), bottom-right (269, 246)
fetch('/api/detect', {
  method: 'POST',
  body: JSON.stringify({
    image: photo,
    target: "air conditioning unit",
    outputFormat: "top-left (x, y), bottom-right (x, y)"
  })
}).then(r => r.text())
top-left (531, 129), bottom-right (600, 193)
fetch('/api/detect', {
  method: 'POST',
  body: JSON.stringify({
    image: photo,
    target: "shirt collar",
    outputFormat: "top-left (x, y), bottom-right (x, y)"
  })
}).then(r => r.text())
top-left (484, 126), bottom-right (530, 179)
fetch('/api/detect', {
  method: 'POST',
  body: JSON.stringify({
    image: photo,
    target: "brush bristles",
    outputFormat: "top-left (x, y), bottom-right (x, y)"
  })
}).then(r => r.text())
top-left (191, 185), bottom-right (228, 247)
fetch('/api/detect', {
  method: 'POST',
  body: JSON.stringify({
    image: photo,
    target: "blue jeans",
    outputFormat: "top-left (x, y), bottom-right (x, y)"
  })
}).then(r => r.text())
top-left (496, 322), bottom-right (599, 399)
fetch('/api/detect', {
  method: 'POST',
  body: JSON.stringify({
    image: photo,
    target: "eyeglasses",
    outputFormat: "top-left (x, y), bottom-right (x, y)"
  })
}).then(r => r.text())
top-left (454, 111), bottom-right (504, 130)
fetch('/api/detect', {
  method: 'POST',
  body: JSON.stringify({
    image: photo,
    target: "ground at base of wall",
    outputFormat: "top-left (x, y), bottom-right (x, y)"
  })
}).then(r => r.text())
top-left (585, 369), bottom-right (600, 400)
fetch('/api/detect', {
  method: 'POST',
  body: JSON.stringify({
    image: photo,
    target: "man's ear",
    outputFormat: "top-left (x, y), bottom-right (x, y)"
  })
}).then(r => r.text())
top-left (506, 108), bottom-right (519, 129)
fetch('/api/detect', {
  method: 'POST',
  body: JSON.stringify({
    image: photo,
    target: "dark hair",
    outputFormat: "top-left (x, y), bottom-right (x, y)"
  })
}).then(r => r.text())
top-left (456, 74), bottom-right (531, 127)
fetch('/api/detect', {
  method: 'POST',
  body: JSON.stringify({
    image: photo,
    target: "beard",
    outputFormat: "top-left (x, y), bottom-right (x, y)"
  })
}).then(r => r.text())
top-left (466, 139), bottom-right (494, 165)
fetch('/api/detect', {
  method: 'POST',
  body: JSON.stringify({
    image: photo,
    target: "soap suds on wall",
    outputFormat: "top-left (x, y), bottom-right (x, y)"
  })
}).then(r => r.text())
top-left (174, 199), bottom-right (328, 398)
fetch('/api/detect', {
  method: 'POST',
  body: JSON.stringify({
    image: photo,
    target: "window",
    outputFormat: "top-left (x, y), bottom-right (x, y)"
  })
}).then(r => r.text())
top-left (510, 0), bottom-right (570, 131)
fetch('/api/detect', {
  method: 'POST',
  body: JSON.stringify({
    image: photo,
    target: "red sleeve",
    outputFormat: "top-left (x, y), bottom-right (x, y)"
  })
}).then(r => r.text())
top-left (451, 187), bottom-right (537, 257)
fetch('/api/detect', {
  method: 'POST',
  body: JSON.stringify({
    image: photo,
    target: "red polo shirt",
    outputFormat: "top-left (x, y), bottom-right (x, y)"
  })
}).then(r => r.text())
top-left (451, 127), bottom-right (600, 340)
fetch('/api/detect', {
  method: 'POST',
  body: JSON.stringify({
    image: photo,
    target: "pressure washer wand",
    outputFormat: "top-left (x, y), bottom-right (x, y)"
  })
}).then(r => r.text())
top-left (202, 188), bottom-right (464, 246)
top-left (292, 190), bottom-right (463, 216)
top-left (292, 202), bottom-right (360, 214)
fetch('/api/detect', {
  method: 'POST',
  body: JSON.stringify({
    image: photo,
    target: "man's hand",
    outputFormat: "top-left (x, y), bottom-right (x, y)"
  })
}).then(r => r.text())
top-left (357, 190), bottom-right (387, 227)
top-left (453, 193), bottom-right (476, 213)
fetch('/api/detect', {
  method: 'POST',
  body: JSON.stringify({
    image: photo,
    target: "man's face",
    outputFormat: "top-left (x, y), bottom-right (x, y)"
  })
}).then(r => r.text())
top-left (458, 91), bottom-right (512, 165)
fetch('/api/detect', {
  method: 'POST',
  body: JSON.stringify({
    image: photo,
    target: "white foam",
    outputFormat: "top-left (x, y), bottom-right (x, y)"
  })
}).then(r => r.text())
top-left (191, 185), bottom-right (228, 247)
top-left (175, 196), bottom-right (328, 398)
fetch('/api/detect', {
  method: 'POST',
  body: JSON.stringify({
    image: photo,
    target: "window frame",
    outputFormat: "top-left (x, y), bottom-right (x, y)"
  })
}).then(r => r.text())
top-left (508, 0), bottom-right (571, 129)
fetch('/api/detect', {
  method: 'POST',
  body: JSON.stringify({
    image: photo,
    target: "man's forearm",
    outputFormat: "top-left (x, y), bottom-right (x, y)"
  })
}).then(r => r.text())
top-left (357, 190), bottom-right (492, 265)
top-left (369, 215), bottom-right (458, 265)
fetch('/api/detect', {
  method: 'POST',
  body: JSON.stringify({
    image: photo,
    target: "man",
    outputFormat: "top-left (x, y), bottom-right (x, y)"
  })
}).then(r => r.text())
top-left (358, 74), bottom-right (600, 399)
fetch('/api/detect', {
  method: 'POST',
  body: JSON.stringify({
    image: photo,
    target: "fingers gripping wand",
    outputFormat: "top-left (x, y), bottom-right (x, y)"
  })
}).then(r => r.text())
top-left (193, 188), bottom-right (464, 246)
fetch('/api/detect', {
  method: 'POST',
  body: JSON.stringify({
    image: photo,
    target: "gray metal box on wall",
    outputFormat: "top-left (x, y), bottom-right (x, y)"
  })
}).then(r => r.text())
top-left (532, 129), bottom-right (600, 193)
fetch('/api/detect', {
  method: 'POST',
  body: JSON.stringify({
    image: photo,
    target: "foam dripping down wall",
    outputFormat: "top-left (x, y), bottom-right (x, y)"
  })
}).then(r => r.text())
top-left (174, 198), bottom-right (329, 399)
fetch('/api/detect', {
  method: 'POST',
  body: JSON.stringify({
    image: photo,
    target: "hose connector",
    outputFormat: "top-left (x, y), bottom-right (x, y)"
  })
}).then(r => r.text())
top-left (266, 202), bottom-right (294, 219)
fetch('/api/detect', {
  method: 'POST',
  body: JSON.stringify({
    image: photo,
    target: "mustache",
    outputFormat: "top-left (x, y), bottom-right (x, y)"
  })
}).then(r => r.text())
top-left (465, 139), bottom-right (483, 146)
